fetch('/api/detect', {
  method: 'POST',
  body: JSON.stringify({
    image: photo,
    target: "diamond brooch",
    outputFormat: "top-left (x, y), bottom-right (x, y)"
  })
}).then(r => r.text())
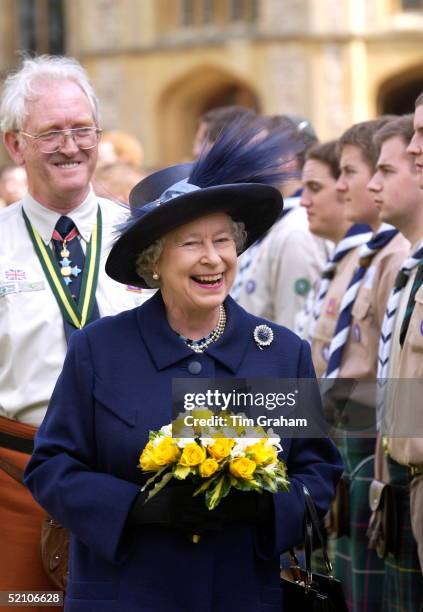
top-left (253, 324), bottom-right (274, 350)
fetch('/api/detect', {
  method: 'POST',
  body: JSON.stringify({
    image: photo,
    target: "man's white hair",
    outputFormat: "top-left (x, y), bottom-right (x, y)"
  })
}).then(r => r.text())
top-left (0, 54), bottom-right (99, 132)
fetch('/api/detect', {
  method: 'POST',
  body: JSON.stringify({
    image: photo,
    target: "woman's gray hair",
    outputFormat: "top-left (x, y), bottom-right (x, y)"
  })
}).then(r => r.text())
top-left (136, 220), bottom-right (247, 288)
top-left (0, 54), bottom-right (99, 132)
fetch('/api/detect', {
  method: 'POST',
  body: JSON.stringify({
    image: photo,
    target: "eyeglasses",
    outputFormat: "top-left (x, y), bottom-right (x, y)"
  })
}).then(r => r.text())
top-left (19, 127), bottom-right (102, 154)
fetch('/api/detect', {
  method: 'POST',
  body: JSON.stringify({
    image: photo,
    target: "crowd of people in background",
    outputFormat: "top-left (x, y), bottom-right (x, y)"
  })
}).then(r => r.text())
top-left (191, 100), bottom-right (423, 611)
top-left (0, 53), bottom-right (422, 612)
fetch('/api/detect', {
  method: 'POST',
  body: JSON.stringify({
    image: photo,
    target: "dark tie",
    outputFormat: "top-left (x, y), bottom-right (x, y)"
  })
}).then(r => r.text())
top-left (400, 261), bottom-right (423, 346)
top-left (52, 216), bottom-right (84, 302)
top-left (52, 215), bottom-right (100, 342)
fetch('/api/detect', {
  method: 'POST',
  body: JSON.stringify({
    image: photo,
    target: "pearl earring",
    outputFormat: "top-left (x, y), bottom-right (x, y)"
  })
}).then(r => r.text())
top-left (152, 272), bottom-right (159, 280)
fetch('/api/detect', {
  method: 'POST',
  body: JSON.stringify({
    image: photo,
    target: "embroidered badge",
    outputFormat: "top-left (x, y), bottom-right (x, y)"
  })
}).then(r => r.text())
top-left (352, 323), bottom-right (361, 343)
top-left (294, 277), bottom-right (311, 296)
top-left (253, 324), bottom-right (274, 350)
top-left (5, 269), bottom-right (26, 280)
top-left (325, 298), bottom-right (337, 316)
top-left (0, 281), bottom-right (45, 297)
top-left (246, 279), bottom-right (256, 294)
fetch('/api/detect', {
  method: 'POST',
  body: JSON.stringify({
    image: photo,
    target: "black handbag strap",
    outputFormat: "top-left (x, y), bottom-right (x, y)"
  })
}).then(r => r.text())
top-left (303, 485), bottom-right (333, 577)
top-left (289, 484), bottom-right (333, 590)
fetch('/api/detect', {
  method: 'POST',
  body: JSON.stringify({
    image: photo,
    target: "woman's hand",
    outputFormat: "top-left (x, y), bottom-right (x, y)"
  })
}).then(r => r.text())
top-left (128, 483), bottom-right (273, 536)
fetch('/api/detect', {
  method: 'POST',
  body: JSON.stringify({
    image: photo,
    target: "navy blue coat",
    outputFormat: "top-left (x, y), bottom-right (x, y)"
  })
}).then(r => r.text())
top-left (25, 292), bottom-right (343, 612)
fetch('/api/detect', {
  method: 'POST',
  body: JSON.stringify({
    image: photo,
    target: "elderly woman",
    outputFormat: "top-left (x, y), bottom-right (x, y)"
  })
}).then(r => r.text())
top-left (25, 123), bottom-right (343, 612)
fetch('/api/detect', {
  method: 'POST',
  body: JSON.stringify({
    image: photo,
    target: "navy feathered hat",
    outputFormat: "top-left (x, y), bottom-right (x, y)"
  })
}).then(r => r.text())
top-left (106, 118), bottom-right (299, 287)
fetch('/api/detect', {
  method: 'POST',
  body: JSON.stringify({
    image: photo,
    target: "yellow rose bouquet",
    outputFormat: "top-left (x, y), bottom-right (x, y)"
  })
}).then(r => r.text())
top-left (138, 420), bottom-right (289, 511)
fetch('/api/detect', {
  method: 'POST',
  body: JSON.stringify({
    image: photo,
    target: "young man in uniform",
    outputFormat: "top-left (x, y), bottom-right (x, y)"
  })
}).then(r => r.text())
top-left (0, 55), bottom-right (153, 602)
top-left (298, 140), bottom-right (371, 375)
top-left (327, 118), bottom-right (410, 612)
top-left (405, 93), bottom-right (423, 576)
top-left (368, 113), bottom-right (423, 610)
top-left (234, 116), bottom-right (331, 330)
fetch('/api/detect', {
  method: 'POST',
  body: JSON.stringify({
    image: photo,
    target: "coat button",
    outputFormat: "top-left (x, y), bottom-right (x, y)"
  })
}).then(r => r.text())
top-left (188, 361), bottom-right (202, 375)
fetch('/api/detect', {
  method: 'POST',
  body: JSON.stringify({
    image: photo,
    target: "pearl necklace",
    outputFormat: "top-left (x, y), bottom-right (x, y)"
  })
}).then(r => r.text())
top-left (180, 305), bottom-right (226, 353)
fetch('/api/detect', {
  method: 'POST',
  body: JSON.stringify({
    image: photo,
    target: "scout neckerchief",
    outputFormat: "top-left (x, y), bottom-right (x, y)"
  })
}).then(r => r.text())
top-left (325, 223), bottom-right (398, 379)
top-left (308, 224), bottom-right (373, 334)
top-left (22, 206), bottom-right (102, 329)
top-left (376, 241), bottom-right (423, 428)
top-left (399, 258), bottom-right (423, 346)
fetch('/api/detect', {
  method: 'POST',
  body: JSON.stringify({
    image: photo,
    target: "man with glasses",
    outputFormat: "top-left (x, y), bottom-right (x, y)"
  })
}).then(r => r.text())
top-left (0, 55), bottom-right (153, 600)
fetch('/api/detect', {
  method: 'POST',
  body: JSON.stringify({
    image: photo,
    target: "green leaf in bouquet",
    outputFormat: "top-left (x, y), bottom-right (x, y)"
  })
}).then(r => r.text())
top-left (254, 469), bottom-right (278, 493)
top-left (144, 470), bottom-right (174, 503)
top-left (193, 473), bottom-right (221, 496)
top-left (229, 476), bottom-right (262, 492)
top-left (173, 464), bottom-right (192, 480)
top-left (205, 474), bottom-right (231, 510)
top-left (140, 465), bottom-right (169, 492)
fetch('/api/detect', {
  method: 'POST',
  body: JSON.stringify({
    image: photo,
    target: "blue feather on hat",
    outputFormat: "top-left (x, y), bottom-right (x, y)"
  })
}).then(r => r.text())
top-left (189, 116), bottom-right (301, 189)
top-left (106, 115), bottom-right (303, 286)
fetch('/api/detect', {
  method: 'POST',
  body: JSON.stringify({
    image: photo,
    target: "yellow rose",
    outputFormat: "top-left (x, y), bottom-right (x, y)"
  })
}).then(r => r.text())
top-left (246, 441), bottom-right (277, 466)
top-left (139, 441), bottom-right (161, 471)
top-left (179, 442), bottom-right (206, 467)
top-left (207, 438), bottom-right (234, 461)
top-left (199, 458), bottom-right (219, 478)
top-left (151, 437), bottom-right (181, 466)
top-left (229, 457), bottom-right (257, 480)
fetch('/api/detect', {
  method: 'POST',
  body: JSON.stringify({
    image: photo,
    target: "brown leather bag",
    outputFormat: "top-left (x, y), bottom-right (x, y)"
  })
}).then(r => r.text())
top-left (0, 456), bottom-right (69, 590)
top-left (40, 517), bottom-right (69, 590)
top-left (326, 475), bottom-right (350, 538)
top-left (367, 479), bottom-right (399, 559)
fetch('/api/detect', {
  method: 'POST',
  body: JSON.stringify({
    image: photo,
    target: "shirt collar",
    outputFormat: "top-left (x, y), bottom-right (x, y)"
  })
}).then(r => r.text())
top-left (22, 187), bottom-right (97, 244)
top-left (136, 291), bottom-right (253, 373)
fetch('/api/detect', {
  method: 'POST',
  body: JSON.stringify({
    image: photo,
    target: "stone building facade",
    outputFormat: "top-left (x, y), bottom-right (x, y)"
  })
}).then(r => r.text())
top-left (0, 0), bottom-right (423, 166)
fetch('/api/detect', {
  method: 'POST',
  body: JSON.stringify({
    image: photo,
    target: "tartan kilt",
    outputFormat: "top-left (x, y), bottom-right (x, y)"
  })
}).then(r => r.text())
top-left (382, 458), bottom-right (423, 612)
top-left (333, 437), bottom-right (385, 612)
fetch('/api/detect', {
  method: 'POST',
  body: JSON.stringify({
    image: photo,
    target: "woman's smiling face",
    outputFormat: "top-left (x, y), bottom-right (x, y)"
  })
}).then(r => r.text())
top-left (156, 212), bottom-right (238, 316)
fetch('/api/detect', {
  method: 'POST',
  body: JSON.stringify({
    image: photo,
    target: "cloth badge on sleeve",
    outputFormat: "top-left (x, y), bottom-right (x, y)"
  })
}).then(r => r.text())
top-left (352, 323), bottom-right (361, 343)
top-left (325, 297), bottom-right (337, 316)
top-left (5, 269), bottom-right (26, 280)
top-left (246, 279), bottom-right (256, 294)
top-left (294, 277), bottom-right (311, 296)
top-left (0, 282), bottom-right (16, 297)
top-left (0, 280), bottom-right (45, 297)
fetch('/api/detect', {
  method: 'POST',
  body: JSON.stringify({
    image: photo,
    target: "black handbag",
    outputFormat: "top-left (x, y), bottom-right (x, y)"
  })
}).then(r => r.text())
top-left (281, 485), bottom-right (348, 612)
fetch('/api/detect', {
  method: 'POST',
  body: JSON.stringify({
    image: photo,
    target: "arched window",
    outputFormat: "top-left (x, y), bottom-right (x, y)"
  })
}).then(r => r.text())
top-left (19, 0), bottom-right (65, 55)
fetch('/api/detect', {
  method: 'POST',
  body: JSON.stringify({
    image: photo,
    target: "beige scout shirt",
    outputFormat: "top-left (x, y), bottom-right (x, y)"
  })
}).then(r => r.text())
top-left (237, 203), bottom-right (331, 330)
top-left (387, 262), bottom-right (423, 466)
top-left (0, 191), bottom-right (155, 426)
top-left (311, 248), bottom-right (361, 377)
top-left (338, 233), bottom-right (410, 384)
